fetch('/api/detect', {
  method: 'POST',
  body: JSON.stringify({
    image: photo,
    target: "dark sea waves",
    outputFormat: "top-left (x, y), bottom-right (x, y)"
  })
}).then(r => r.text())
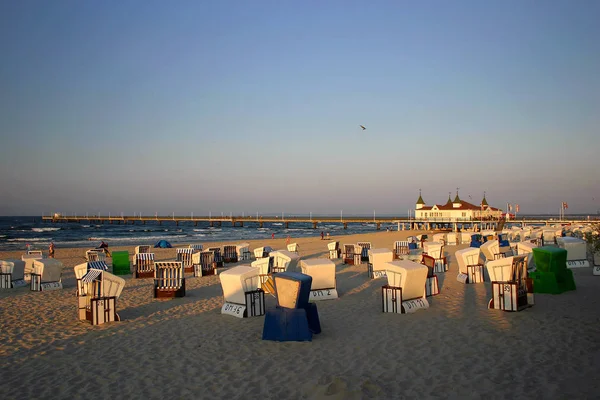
top-left (0, 216), bottom-right (400, 251)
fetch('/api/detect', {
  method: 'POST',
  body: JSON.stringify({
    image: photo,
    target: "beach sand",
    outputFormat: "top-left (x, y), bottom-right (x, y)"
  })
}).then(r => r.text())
top-left (1, 230), bottom-right (599, 399)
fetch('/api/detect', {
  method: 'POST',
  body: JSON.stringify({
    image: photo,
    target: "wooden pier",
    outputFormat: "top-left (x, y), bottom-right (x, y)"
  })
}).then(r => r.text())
top-left (40, 215), bottom-right (594, 231)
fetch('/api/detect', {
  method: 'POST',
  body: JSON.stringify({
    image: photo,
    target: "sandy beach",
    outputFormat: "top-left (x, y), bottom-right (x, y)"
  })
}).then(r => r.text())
top-left (1, 230), bottom-right (599, 400)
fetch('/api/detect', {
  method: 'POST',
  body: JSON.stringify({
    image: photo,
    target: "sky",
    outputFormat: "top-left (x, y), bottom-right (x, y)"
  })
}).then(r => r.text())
top-left (1, 0), bottom-right (599, 216)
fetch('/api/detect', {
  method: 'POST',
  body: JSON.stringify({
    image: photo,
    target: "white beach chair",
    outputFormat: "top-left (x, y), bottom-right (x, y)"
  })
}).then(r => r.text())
top-left (251, 256), bottom-right (274, 294)
top-left (487, 255), bottom-right (532, 311)
top-left (22, 252), bottom-right (44, 282)
top-left (270, 250), bottom-right (300, 273)
top-left (517, 241), bottom-right (539, 271)
top-left (459, 232), bottom-right (472, 245)
top-left (154, 261), bottom-right (185, 298)
top-left (393, 241), bottom-right (410, 259)
top-left (76, 263), bottom-right (125, 325)
top-left (0, 259), bottom-right (26, 289)
top-left (287, 243), bottom-right (299, 254)
top-left (327, 241), bottom-right (340, 259)
top-left (420, 254), bottom-right (440, 296)
top-left (30, 259), bottom-right (64, 291)
top-left (368, 248), bottom-right (394, 279)
top-left (220, 265), bottom-right (264, 318)
top-left (423, 242), bottom-right (447, 272)
top-left (189, 243), bottom-right (203, 252)
top-left (454, 247), bottom-right (484, 284)
top-left (381, 260), bottom-right (429, 313)
top-left (300, 259), bottom-right (337, 300)
top-left (556, 237), bottom-right (589, 268)
top-left (445, 232), bottom-right (458, 246)
top-left (480, 240), bottom-right (512, 263)
top-left (342, 244), bottom-right (356, 265)
top-left (254, 246), bottom-right (272, 259)
top-left (236, 243), bottom-right (251, 261)
top-left (86, 249), bottom-right (106, 262)
top-left (432, 233), bottom-right (446, 245)
top-left (134, 253), bottom-right (155, 279)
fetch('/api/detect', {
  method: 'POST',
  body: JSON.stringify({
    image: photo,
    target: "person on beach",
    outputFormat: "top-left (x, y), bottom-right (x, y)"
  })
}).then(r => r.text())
top-left (321, 231), bottom-right (324, 240)
top-left (271, 233), bottom-right (275, 240)
top-left (97, 241), bottom-right (111, 257)
top-left (48, 242), bottom-right (55, 258)
top-left (286, 236), bottom-right (290, 245)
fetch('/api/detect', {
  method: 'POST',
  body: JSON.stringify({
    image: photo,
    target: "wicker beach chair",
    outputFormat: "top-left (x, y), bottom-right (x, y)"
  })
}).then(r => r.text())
top-left (134, 253), bottom-right (155, 279)
top-left (223, 245), bottom-right (238, 263)
top-left (176, 248), bottom-right (194, 273)
top-left (154, 261), bottom-right (185, 298)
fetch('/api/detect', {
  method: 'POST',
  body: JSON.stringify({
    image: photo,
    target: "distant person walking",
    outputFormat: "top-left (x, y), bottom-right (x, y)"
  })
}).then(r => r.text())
top-left (321, 231), bottom-right (324, 240)
top-left (271, 233), bottom-right (275, 240)
top-left (48, 242), bottom-right (55, 258)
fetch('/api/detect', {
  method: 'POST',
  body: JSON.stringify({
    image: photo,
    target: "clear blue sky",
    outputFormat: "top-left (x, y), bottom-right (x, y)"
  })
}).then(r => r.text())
top-left (1, 0), bottom-right (599, 216)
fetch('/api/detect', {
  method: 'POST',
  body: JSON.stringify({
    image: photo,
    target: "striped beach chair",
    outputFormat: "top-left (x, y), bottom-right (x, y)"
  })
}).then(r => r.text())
top-left (209, 247), bottom-right (224, 268)
top-left (287, 243), bottom-right (299, 254)
top-left (421, 254), bottom-right (440, 297)
top-left (328, 241), bottom-right (340, 259)
top-left (133, 245), bottom-right (151, 266)
top-left (154, 261), bottom-right (185, 298)
top-left (394, 241), bottom-right (410, 259)
top-left (176, 248), bottom-right (194, 273)
top-left (134, 253), bottom-right (155, 279)
top-left (193, 250), bottom-right (217, 277)
top-left (77, 268), bottom-right (126, 325)
top-left (357, 242), bottom-right (371, 262)
top-left (189, 243), bottom-right (204, 252)
top-left (223, 245), bottom-right (238, 263)
top-left (0, 259), bottom-right (26, 289)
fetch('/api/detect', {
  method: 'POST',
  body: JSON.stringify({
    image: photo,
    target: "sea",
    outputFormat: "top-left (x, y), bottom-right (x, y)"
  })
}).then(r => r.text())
top-left (0, 216), bottom-right (401, 251)
top-left (1, 214), bottom-right (592, 252)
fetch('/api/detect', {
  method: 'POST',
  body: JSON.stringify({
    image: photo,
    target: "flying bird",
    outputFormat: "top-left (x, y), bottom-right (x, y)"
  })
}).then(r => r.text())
top-left (360, 125), bottom-right (366, 130)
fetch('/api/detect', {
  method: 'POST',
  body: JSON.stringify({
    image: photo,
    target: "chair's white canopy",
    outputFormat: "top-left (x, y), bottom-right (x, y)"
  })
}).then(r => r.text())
top-left (383, 260), bottom-right (428, 300)
top-left (250, 257), bottom-right (271, 277)
top-left (327, 241), bottom-right (339, 251)
top-left (32, 259), bottom-right (64, 283)
top-left (432, 233), bottom-right (446, 244)
top-left (480, 240), bottom-right (500, 262)
top-left (368, 248), bottom-right (394, 273)
top-left (287, 243), bottom-right (299, 253)
top-left (235, 243), bottom-right (250, 258)
top-left (299, 259), bottom-right (336, 290)
top-left (460, 232), bottom-right (472, 244)
top-left (0, 259), bottom-right (25, 280)
top-left (486, 256), bottom-right (516, 282)
top-left (556, 237), bottom-right (587, 260)
top-left (423, 242), bottom-right (443, 259)
top-left (455, 247), bottom-right (481, 274)
top-left (220, 265), bottom-right (259, 304)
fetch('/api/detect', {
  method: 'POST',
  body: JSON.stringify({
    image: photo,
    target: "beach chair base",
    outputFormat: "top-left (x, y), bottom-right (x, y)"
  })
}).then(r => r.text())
top-left (566, 259), bottom-right (590, 269)
top-left (0, 273), bottom-right (12, 289)
top-left (488, 282), bottom-right (531, 312)
top-left (367, 263), bottom-right (387, 279)
top-left (30, 274), bottom-right (63, 291)
top-left (154, 279), bottom-right (186, 299)
top-left (184, 266), bottom-right (194, 274)
top-left (467, 264), bottom-right (485, 283)
top-left (224, 256), bottom-right (238, 264)
top-left (222, 289), bottom-right (265, 318)
top-left (343, 257), bottom-right (354, 265)
top-left (87, 297), bottom-right (119, 325)
top-left (425, 275), bottom-right (439, 297)
top-left (593, 266), bottom-right (600, 276)
top-left (12, 279), bottom-right (27, 288)
top-left (354, 254), bottom-right (362, 265)
top-left (434, 260), bottom-right (448, 273)
top-left (262, 304), bottom-right (321, 342)
top-left (135, 270), bottom-right (155, 279)
top-left (309, 288), bottom-right (338, 301)
top-left (329, 250), bottom-right (340, 259)
top-left (456, 273), bottom-right (469, 284)
top-left (382, 285), bottom-right (429, 314)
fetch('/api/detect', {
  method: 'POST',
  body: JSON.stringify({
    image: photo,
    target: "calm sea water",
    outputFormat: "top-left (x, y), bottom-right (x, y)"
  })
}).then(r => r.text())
top-left (0, 216), bottom-right (402, 251)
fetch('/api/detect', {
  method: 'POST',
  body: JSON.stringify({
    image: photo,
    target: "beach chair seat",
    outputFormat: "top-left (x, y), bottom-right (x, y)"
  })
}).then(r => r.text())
top-left (134, 253), bottom-right (155, 279)
top-left (455, 247), bottom-right (484, 284)
top-left (300, 259), bottom-right (337, 300)
top-left (154, 261), bottom-right (185, 298)
top-left (77, 268), bottom-right (126, 325)
top-left (357, 242), bottom-right (371, 262)
top-left (487, 255), bottom-right (532, 311)
top-left (381, 260), bottom-right (429, 313)
top-left (342, 244), bottom-right (355, 264)
top-left (223, 245), bottom-right (238, 263)
top-left (327, 241), bottom-right (340, 259)
top-left (251, 256), bottom-right (275, 294)
top-left (209, 247), bottom-right (224, 268)
top-left (421, 255), bottom-right (440, 297)
top-left (481, 240), bottom-right (512, 264)
top-left (423, 242), bottom-right (447, 272)
top-left (271, 250), bottom-right (300, 273)
top-left (0, 259), bottom-right (27, 289)
top-left (193, 250), bottom-right (217, 277)
top-left (220, 265), bottom-right (265, 318)
top-left (30, 259), bottom-right (64, 291)
top-left (236, 243), bottom-right (251, 261)
top-left (176, 248), bottom-right (194, 273)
